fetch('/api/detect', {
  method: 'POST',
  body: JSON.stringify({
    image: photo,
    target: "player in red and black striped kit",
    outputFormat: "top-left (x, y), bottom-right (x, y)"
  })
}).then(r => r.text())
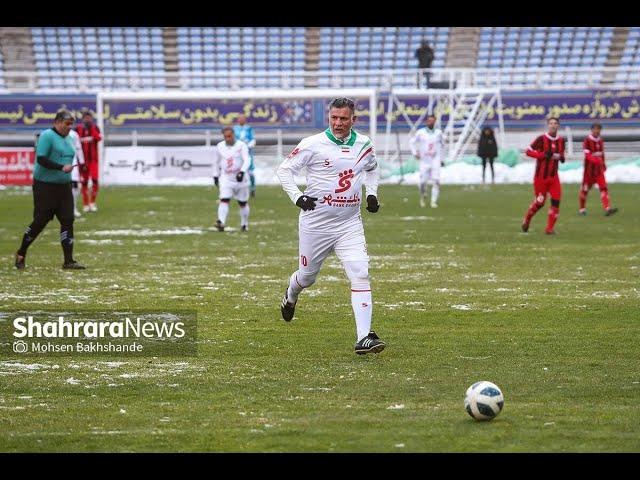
top-left (579, 123), bottom-right (618, 216)
top-left (521, 117), bottom-right (565, 234)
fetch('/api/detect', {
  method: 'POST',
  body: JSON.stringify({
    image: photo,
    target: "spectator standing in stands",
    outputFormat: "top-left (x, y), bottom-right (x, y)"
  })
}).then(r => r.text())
top-left (415, 40), bottom-right (434, 88)
top-left (477, 127), bottom-right (498, 184)
top-left (233, 115), bottom-right (257, 197)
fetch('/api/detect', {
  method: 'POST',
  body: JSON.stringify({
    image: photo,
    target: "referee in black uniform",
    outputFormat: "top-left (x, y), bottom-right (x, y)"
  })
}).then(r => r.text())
top-left (15, 109), bottom-right (86, 270)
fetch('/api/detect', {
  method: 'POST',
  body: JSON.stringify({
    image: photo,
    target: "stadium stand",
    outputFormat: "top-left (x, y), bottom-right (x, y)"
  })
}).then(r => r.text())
top-left (0, 49), bottom-right (5, 90)
top-left (616, 26), bottom-right (640, 86)
top-left (176, 27), bottom-right (306, 89)
top-left (31, 27), bottom-right (165, 90)
top-left (317, 27), bottom-right (449, 87)
top-left (0, 27), bottom-right (633, 91)
top-left (475, 27), bottom-right (612, 88)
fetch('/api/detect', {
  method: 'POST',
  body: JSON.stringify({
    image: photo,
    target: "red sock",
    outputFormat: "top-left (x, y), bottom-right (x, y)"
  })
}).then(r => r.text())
top-left (81, 184), bottom-right (90, 206)
top-left (579, 189), bottom-right (587, 209)
top-left (600, 189), bottom-right (610, 210)
top-left (546, 206), bottom-right (559, 232)
top-left (525, 201), bottom-right (543, 224)
top-left (91, 182), bottom-right (99, 203)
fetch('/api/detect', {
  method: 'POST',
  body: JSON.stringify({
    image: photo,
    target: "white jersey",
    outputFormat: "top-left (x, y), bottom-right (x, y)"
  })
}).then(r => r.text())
top-left (410, 127), bottom-right (444, 165)
top-left (214, 140), bottom-right (250, 186)
top-left (277, 128), bottom-right (379, 233)
top-left (68, 129), bottom-right (85, 182)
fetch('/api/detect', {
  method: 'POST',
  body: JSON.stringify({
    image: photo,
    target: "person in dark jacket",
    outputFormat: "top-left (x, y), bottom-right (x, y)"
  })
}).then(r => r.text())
top-left (477, 127), bottom-right (499, 184)
top-left (415, 41), bottom-right (434, 88)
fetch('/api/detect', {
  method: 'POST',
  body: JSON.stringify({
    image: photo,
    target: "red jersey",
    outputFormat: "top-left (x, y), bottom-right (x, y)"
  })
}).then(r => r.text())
top-left (526, 133), bottom-right (565, 180)
top-left (583, 134), bottom-right (605, 179)
top-left (76, 122), bottom-right (102, 164)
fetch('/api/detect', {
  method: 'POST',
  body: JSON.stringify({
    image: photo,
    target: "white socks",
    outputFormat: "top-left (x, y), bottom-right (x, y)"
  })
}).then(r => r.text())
top-left (431, 183), bottom-right (440, 205)
top-left (218, 201), bottom-right (229, 224)
top-left (240, 205), bottom-right (250, 228)
top-left (352, 290), bottom-right (372, 342)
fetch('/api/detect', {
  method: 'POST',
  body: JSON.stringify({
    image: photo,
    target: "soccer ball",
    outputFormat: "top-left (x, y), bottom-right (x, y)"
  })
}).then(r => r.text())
top-left (464, 381), bottom-right (504, 421)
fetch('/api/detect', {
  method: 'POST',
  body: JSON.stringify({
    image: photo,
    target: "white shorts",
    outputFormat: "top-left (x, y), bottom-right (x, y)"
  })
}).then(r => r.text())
top-left (419, 159), bottom-right (441, 184)
top-left (298, 222), bottom-right (369, 274)
top-left (219, 183), bottom-right (250, 202)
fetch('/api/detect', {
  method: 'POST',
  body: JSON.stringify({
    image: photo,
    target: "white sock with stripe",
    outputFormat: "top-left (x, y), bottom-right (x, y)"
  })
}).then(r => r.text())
top-left (352, 290), bottom-right (372, 342)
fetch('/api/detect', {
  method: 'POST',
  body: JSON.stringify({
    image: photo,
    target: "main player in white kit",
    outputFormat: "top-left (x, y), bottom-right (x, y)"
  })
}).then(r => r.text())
top-left (213, 127), bottom-right (251, 232)
top-left (409, 114), bottom-right (444, 208)
top-left (277, 98), bottom-right (385, 355)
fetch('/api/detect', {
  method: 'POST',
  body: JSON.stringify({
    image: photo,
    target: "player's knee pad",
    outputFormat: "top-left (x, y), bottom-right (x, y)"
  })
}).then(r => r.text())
top-left (344, 261), bottom-right (370, 290)
top-left (237, 201), bottom-right (248, 207)
top-left (551, 199), bottom-right (560, 208)
top-left (220, 198), bottom-right (231, 204)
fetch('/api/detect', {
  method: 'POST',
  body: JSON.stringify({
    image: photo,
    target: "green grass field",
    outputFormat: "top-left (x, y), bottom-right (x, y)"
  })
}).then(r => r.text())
top-left (0, 183), bottom-right (638, 452)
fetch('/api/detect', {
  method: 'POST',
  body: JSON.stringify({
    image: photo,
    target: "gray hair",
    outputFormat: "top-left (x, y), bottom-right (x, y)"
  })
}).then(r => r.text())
top-left (328, 97), bottom-right (356, 114)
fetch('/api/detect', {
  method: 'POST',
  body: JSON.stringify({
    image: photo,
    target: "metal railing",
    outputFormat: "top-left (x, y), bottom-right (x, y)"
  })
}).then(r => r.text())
top-left (0, 67), bottom-right (638, 93)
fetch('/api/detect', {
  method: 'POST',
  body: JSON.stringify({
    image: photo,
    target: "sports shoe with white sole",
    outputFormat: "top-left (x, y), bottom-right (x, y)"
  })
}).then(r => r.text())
top-left (355, 331), bottom-right (386, 355)
top-left (280, 290), bottom-right (296, 322)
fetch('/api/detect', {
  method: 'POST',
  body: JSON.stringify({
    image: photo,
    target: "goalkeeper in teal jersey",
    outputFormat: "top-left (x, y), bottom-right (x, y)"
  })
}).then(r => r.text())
top-left (233, 115), bottom-right (257, 197)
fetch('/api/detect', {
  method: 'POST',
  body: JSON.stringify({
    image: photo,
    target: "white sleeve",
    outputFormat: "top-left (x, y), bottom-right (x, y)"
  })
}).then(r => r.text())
top-left (276, 143), bottom-right (314, 205)
top-left (363, 148), bottom-right (379, 198)
top-left (409, 133), bottom-right (419, 157)
top-left (73, 133), bottom-right (85, 165)
top-left (240, 143), bottom-right (251, 172)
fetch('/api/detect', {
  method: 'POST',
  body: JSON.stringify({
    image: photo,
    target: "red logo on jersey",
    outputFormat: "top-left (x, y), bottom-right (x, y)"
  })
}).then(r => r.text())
top-left (287, 147), bottom-right (300, 159)
top-left (335, 169), bottom-right (354, 193)
top-left (225, 157), bottom-right (234, 173)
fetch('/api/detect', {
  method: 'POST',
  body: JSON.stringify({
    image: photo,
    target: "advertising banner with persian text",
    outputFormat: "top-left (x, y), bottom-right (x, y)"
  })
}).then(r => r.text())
top-left (0, 148), bottom-right (35, 186)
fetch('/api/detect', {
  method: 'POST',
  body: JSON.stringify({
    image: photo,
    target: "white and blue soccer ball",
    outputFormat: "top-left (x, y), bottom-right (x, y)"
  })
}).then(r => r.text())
top-left (464, 381), bottom-right (504, 421)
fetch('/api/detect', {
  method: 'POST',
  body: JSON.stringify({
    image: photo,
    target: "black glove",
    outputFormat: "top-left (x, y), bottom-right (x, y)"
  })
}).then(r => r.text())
top-left (441, 161), bottom-right (445, 167)
top-left (544, 150), bottom-right (553, 160)
top-left (236, 171), bottom-right (245, 182)
top-left (366, 195), bottom-right (380, 213)
top-left (213, 176), bottom-right (219, 187)
top-left (296, 195), bottom-right (318, 211)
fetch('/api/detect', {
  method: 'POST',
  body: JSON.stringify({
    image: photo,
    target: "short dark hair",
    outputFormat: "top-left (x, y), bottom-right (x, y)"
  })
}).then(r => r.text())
top-left (221, 126), bottom-right (234, 134)
top-left (54, 109), bottom-right (74, 122)
top-left (328, 97), bottom-right (356, 114)
top-left (591, 122), bottom-right (602, 129)
top-left (548, 117), bottom-right (560, 123)
top-left (82, 109), bottom-right (93, 117)
top-left (427, 114), bottom-right (436, 120)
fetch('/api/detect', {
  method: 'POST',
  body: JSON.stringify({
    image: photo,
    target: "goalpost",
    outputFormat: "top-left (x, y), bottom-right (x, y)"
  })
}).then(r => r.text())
top-left (96, 88), bottom-right (379, 184)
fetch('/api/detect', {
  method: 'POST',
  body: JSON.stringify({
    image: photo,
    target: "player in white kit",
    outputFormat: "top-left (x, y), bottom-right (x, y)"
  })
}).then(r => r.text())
top-left (409, 115), bottom-right (444, 208)
top-left (68, 129), bottom-right (86, 218)
top-left (277, 98), bottom-right (385, 355)
top-left (213, 127), bottom-right (251, 232)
